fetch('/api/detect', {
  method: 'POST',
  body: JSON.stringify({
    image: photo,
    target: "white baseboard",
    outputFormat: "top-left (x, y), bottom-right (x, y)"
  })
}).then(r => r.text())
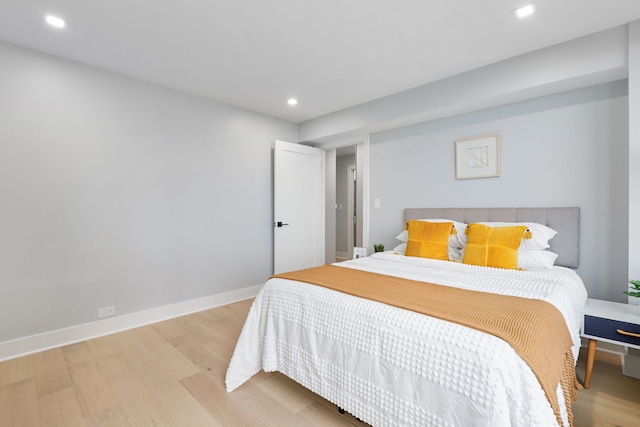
top-left (336, 251), bottom-right (348, 260)
top-left (0, 284), bottom-right (263, 363)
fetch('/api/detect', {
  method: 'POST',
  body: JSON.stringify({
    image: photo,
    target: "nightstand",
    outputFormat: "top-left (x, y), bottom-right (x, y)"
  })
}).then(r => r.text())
top-left (581, 298), bottom-right (640, 388)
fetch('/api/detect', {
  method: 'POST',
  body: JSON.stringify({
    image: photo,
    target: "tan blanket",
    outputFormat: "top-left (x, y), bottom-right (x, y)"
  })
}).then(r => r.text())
top-left (273, 264), bottom-right (578, 427)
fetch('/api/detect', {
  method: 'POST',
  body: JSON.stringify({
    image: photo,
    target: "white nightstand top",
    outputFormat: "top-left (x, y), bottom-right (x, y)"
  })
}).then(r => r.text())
top-left (585, 298), bottom-right (640, 324)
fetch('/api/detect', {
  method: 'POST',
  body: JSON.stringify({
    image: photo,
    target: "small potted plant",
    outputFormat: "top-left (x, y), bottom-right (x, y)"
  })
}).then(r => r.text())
top-left (373, 243), bottom-right (385, 253)
top-left (624, 279), bottom-right (640, 298)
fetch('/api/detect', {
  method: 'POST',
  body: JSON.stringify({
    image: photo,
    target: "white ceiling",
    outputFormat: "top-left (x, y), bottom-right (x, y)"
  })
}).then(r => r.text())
top-left (2, 1), bottom-right (640, 124)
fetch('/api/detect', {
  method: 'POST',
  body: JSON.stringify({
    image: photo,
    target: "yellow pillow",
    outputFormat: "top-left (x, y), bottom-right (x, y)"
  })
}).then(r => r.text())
top-left (462, 223), bottom-right (528, 269)
top-left (405, 220), bottom-right (454, 260)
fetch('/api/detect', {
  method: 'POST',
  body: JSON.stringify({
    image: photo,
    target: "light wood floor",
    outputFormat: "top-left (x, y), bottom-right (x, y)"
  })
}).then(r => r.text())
top-left (0, 299), bottom-right (638, 427)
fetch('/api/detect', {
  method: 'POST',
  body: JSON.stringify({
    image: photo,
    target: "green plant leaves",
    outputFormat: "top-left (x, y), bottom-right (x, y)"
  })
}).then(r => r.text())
top-left (623, 279), bottom-right (640, 298)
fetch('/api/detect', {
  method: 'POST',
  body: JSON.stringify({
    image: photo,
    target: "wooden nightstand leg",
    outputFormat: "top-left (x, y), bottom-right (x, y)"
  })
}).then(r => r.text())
top-left (584, 339), bottom-right (597, 389)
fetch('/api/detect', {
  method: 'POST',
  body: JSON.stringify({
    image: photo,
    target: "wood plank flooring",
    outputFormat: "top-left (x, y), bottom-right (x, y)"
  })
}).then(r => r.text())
top-left (0, 299), bottom-right (638, 426)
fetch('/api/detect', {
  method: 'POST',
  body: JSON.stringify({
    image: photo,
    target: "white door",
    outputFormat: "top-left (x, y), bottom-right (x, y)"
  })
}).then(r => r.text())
top-left (274, 140), bottom-right (325, 274)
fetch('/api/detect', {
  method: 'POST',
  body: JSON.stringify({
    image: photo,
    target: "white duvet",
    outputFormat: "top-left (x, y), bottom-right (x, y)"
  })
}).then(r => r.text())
top-left (226, 252), bottom-right (588, 427)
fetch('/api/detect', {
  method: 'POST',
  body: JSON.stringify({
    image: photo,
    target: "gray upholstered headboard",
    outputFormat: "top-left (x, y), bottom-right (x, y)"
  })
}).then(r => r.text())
top-left (404, 207), bottom-right (580, 269)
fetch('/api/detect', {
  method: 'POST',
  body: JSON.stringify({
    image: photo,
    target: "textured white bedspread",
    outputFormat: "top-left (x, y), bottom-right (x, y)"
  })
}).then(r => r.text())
top-left (226, 253), bottom-right (588, 427)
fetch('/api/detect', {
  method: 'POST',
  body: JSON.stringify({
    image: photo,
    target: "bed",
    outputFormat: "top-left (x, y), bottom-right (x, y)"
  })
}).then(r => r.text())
top-left (226, 207), bottom-right (587, 427)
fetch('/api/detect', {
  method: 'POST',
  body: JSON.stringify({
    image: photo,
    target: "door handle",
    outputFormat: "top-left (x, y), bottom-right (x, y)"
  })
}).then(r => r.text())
top-left (275, 221), bottom-right (289, 227)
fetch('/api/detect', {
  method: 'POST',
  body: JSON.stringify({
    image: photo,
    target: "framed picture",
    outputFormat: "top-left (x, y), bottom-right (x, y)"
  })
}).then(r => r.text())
top-left (353, 247), bottom-right (367, 259)
top-left (455, 133), bottom-right (501, 179)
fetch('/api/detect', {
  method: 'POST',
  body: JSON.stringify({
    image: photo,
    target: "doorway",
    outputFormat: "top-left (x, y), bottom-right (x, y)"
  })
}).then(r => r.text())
top-left (335, 146), bottom-right (358, 261)
top-left (347, 164), bottom-right (356, 259)
top-left (322, 137), bottom-right (369, 264)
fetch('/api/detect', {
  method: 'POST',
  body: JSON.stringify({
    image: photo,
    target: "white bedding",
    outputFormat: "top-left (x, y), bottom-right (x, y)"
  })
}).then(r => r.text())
top-left (226, 252), bottom-right (588, 427)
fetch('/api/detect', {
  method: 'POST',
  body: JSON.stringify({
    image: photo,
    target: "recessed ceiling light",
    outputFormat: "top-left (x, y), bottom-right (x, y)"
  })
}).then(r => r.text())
top-left (287, 98), bottom-right (298, 106)
top-left (513, 3), bottom-right (535, 19)
top-left (45, 14), bottom-right (66, 29)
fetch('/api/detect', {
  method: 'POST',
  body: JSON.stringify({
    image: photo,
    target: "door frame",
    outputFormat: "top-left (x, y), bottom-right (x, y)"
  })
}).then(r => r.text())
top-left (346, 163), bottom-right (356, 259)
top-left (320, 135), bottom-right (370, 251)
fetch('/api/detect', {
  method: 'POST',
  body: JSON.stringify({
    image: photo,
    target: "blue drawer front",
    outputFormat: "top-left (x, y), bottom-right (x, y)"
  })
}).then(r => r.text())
top-left (584, 315), bottom-right (640, 347)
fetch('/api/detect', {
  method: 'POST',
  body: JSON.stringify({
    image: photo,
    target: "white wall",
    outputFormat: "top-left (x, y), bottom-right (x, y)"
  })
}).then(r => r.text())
top-left (0, 41), bottom-right (297, 343)
top-left (368, 81), bottom-right (629, 301)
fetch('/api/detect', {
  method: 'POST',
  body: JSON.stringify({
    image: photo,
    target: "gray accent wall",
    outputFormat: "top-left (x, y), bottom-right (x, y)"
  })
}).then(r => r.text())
top-left (0, 41), bottom-right (297, 342)
top-left (368, 81), bottom-right (629, 301)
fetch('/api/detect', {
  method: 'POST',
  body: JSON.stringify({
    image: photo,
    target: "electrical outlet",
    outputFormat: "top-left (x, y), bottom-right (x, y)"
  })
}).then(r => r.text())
top-left (98, 305), bottom-right (115, 318)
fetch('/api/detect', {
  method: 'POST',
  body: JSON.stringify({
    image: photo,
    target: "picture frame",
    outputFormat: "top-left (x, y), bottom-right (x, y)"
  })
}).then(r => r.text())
top-left (455, 133), bottom-right (501, 179)
top-left (353, 247), bottom-right (367, 259)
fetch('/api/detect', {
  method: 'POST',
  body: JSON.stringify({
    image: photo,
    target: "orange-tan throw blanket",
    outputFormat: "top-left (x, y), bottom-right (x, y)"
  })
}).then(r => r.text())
top-left (273, 264), bottom-right (578, 427)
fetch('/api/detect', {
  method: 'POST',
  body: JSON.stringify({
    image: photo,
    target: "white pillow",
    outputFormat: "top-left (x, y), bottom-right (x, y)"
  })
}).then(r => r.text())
top-left (477, 222), bottom-right (557, 250)
top-left (396, 219), bottom-right (467, 249)
top-left (395, 230), bottom-right (409, 242)
top-left (518, 249), bottom-right (558, 268)
top-left (393, 243), bottom-right (407, 252)
top-left (449, 246), bottom-right (463, 262)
